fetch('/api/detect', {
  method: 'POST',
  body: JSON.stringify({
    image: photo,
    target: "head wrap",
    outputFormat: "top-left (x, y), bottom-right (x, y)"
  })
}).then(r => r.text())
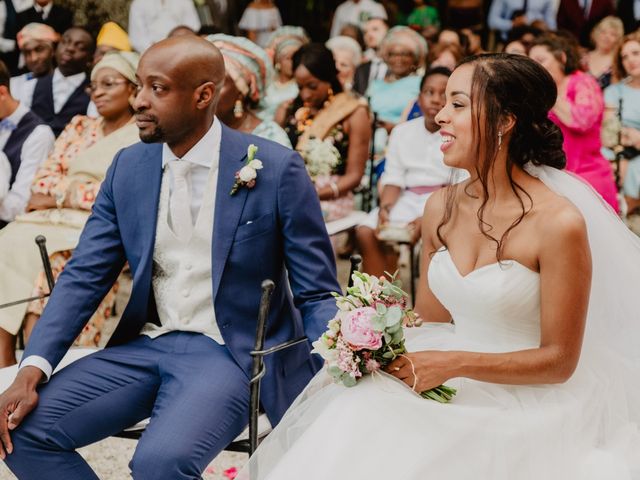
top-left (207, 34), bottom-right (273, 104)
top-left (326, 36), bottom-right (363, 67)
top-left (379, 26), bottom-right (428, 68)
top-left (91, 51), bottom-right (140, 84)
top-left (16, 23), bottom-right (59, 50)
top-left (96, 22), bottom-right (132, 52)
top-left (265, 26), bottom-right (310, 62)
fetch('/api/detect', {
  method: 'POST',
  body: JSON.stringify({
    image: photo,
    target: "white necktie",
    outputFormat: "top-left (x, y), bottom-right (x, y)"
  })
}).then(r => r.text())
top-left (167, 159), bottom-right (193, 241)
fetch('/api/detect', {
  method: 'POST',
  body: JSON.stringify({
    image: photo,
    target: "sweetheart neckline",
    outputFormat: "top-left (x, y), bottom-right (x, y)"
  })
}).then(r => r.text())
top-left (436, 248), bottom-right (539, 279)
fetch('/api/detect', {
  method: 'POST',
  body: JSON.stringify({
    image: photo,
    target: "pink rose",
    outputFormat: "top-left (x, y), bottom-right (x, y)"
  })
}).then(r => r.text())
top-left (340, 307), bottom-right (383, 351)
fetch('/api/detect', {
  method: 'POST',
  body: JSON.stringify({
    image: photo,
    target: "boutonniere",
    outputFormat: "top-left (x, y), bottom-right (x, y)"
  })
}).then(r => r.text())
top-left (230, 144), bottom-right (263, 195)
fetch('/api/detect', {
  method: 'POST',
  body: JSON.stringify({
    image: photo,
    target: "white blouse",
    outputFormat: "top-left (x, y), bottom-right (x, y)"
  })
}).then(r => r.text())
top-left (238, 6), bottom-right (282, 47)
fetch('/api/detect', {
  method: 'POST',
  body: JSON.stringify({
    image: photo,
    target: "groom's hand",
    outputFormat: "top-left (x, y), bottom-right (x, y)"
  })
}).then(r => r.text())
top-left (0, 366), bottom-right (43, 458)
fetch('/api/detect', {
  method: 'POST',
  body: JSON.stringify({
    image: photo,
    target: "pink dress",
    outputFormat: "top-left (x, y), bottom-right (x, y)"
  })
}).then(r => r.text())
top-left (549, 71), bottom-right (618, 211)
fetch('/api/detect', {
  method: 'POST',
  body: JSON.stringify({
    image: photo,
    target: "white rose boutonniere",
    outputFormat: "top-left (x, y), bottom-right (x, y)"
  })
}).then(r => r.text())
top-left (231, 144), bottom-right (263, 195)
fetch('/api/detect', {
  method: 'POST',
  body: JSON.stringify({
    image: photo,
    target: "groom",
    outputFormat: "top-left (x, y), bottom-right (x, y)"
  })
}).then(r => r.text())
top-left (0, 36), bottom-right (339, 479)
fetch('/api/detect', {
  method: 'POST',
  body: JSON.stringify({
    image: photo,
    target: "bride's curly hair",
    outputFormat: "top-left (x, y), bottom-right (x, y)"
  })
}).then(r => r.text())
top-left (436, 53), bottom-right (566, 260)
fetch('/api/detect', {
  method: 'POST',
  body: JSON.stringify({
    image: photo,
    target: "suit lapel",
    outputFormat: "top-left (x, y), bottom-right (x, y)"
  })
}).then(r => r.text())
top-left (211, 125), bottom-right (249, 301)
top-left (135, 143), bottom-right (163, 268)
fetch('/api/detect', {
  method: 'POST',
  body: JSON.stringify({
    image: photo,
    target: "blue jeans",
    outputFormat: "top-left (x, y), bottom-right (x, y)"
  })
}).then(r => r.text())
top-left (5, 332), bottom-right (250, 480)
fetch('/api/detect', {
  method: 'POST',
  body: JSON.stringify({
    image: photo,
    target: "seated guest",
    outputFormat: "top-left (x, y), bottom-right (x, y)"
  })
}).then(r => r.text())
top-left (356, 67), bottom-right (458, 276)
top-left (278, 43), bottom-right (371, 222)
top-left (352, 17), bottom-right (389, 96)
top-left (583, 16), bottom-right (624, 90)
top-left (128, 0), bottom-right (201, 53)
top-left (556, 0), bottom-right (615, 47)
top-left (10, 23), bottom-right (57, 105)
top-left (16, 0), bottom-right (73, 37)
top-left (257, 26), bottom-right (309, 121)
top-left (25, 26), bottom-right (94, 137)
top-left (207, 34), bottom-right (290, 147)
top-left (93, 21), bottom-right (132, 66)
top-left (428, 42), bottom-right (464, 72)
top-left (0, 61), bottom-right (54, 228)
top-left (326, 35), bottom-right (363, 91)
top-left (0, 51), bottom-right (140, 367)
top-left (488, 0), bottom-right (556, 42)
top-left (238, 0), bottom-right (283, 48)
top-left (367, 26), bottom-right (426, 152)
top-left (530, 34), bottom-right (618, 211)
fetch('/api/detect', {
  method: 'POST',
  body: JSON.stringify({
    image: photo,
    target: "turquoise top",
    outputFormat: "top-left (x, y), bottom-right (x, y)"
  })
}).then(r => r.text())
top-left (604, 80), bottom-right (640, 130)
top-left (367, 75), bottom-right (421, 124)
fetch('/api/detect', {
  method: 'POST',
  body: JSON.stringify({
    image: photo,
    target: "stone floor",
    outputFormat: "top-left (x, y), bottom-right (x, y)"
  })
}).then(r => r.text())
top-left (0, 236), bottom-right (415, 479)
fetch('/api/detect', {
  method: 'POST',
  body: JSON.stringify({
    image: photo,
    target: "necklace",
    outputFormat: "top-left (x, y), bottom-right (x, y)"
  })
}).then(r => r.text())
top-left (293, 89), bottom-right (335, 134)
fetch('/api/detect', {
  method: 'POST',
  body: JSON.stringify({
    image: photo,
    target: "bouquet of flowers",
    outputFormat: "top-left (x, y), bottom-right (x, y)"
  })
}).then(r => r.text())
top-left (301, 137), bottom-right (341, 180)
top-left (312, 271), bottom-right (457, 403)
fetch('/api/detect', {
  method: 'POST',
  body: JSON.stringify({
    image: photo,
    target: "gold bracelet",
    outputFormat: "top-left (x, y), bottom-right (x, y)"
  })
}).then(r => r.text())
top-left (329, 181), bottom-right (340, 199)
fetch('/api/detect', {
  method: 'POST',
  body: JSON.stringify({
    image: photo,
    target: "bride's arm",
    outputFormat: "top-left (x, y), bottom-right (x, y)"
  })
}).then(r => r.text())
top-left (413, 190), bottom-right (453, 323)
top-left (388, 204), bottom-right (592, 391)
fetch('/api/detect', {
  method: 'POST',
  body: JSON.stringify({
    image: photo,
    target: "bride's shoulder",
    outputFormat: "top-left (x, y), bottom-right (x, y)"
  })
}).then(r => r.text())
top-left (530, 188), bottom-right (588, 250)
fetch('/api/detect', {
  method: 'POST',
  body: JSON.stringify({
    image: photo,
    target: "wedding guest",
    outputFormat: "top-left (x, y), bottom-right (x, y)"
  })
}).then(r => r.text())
top-left (556, 0), bottom-right (615, 46)
top-left (0, 51), bottom-right (140, 367)
top-left (356, 67), bottom-right (456, 276)
top-left (460, 26), bottom-right (485, 55)
top-left (93, 21), bottom-right (132, 66)
top-left (330, 0), bottom-right (387, 38)
top-left (258, 26), bottom-right (309, 121)
top-left (407, 0), bottom-right (440, 31)
top-left (428, 43), bottom-right (464, 71)
top-left (0, 36), bottom-right (339, 479)
top-left (238, 0), bottom-right (283, 48)
top-left (25, 26), bottom-right (94, 137)
top-left (338, 23), bottom-right (366, 53)
top-left (0, 60), bottom-right (54, 228)
top-left (504, 24), bottom-right (543, 55)
top-left (367, 27), bottom-right (426, 150)
top-left (326, 35), bottom-right (363, 92)
top-left (603, 32), bottom-right (640, 214)
top-left (583, 16), bottom-right (624, 90)
top-left (15, 0), bottom-right (72, 37)
top-left (530, 34), bottom-right (618, 210)
top-left (352, 17), bottom-right (389, 96)
top-left (437, 28), bottom-right (462, 47)
top-left (278, 43), bottom-right (371, 222)
top-left (208, 34), bottom-right (290, 147)
top-left (488, 0), bottom-right (557, 42)
top-left (10, 23), bottom-right (57, 105)
top-left (128, 0), bottom-right (201, 53)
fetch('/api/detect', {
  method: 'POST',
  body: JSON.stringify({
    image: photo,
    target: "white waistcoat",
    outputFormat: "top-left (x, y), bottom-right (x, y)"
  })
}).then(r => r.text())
top-left (140, 161), bottom-right (223, 343)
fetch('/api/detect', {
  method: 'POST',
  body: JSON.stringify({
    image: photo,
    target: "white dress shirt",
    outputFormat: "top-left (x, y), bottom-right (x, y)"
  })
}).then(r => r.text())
top-left (0, 102), bottom-right (55, 223)
top-left (21, 69), bottom-right (87, 113)
top-left (33, 1), bottom-right (53, 19)
top-left (10, 73), bottom-right (37, 106)
top-left (128, 0), bottom-right (201, 53)
top-left (20, 117), bottom-right (222, 381)
top-left (330, 0), bottom-right (387, 37)
top-left (379, 117), bottom-right (455, 189)
top-left (0, 152), bottom-right (10, 202)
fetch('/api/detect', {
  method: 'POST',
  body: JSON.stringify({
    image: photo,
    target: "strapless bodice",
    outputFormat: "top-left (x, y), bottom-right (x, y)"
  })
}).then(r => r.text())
top-left (427, 248), bottom-right (541, 351)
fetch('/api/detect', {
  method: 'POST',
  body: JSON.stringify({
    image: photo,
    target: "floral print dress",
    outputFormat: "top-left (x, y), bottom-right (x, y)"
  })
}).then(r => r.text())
top-left (26, 116), bottom-right (119, 347)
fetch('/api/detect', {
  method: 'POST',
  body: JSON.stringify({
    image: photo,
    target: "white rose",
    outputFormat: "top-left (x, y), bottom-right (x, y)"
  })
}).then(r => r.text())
top-left (248, 159), bottom-right (263, 170)
top-left (238, 166), bottom-right (257, 182)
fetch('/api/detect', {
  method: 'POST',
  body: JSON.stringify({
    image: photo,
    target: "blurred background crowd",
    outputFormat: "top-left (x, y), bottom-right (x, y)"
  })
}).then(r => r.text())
top-left (0, 0), bottom-right (638, 365)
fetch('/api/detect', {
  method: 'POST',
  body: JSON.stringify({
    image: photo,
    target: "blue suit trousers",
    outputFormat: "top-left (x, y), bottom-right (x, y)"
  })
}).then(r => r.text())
top-left (5, 332), bottom-right (250, 480)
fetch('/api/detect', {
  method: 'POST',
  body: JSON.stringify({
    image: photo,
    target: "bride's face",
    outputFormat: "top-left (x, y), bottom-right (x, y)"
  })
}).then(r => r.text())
top-left (435, 64), bottom-right (475, 170)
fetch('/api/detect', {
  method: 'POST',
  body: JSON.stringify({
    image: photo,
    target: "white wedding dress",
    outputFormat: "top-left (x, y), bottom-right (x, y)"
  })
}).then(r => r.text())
top-left (239, 165), bottom-right (640, 480)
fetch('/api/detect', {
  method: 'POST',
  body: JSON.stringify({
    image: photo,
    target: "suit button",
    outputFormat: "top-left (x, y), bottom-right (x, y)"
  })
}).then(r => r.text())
top-left (182, 289), bottom-right (190, 298)
top-left (184, 263), bottom-right (192, 271)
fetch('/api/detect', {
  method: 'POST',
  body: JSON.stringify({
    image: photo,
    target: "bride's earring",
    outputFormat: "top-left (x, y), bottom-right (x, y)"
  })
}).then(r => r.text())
top-left (498, 131), bottom-right (503, 151)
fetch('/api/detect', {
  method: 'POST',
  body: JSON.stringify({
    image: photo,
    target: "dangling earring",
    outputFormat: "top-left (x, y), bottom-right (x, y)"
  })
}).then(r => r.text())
top-left (275, 62), bottom-right (281, 72)
top-left (234, 98), bottom-right (244, 118)
top-left (498, 131), bottom-right (503, 151)
top-left (324, 88), bottom-right (335, 108)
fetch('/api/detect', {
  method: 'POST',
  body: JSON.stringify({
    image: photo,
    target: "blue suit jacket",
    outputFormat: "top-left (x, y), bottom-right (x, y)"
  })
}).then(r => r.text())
top-left (24, 124), bottom-right (340, 424)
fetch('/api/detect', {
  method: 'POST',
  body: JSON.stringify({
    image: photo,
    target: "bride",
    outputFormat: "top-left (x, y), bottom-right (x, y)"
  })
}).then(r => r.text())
top-left (240, 54), bottom-right (640, 479)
